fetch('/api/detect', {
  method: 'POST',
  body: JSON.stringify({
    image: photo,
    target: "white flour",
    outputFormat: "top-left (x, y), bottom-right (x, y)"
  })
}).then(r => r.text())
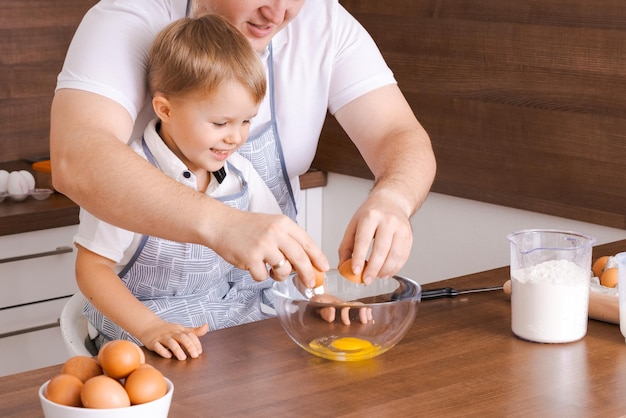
top-left (511, 259), bottom-right (589, 343)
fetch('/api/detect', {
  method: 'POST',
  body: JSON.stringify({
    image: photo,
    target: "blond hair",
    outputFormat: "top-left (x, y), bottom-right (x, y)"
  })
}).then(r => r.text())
top-left (147, 14), bottom-right (266, 103)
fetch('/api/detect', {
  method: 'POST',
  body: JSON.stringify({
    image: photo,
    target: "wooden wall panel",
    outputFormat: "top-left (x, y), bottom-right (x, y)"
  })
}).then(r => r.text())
top-left (313, 0), bottom-right (626, 229)
top-left (3, 0), bottom-right (626, 229)
top-left (0, 0), bottom-right (97, 162)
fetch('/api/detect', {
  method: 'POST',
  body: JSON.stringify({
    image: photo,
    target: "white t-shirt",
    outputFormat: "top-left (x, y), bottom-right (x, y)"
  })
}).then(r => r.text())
top-left (56, 0), bottom-right (396, 202)
top-left (74, 118), bottom-right (282, 267)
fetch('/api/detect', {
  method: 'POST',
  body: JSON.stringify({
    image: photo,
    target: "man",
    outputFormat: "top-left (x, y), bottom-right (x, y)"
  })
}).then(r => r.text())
top-left (51, 0), bottom-right (436, 289)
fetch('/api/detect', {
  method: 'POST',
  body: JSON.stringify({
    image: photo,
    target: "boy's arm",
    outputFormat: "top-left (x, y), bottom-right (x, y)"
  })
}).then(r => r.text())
top-left (75, 244), bottom-right (207, 360)
top-left (51, 89), bottom-right (327, 286)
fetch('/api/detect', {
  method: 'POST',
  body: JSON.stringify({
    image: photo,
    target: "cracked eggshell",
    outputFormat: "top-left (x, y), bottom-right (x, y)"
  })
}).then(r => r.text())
top-left (0, 170), bottom-right (8, 193)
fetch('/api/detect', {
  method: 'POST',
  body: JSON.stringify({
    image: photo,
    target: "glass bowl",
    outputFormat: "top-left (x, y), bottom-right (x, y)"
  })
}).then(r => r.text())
top-left (272, 270), bottom-right (421, 361)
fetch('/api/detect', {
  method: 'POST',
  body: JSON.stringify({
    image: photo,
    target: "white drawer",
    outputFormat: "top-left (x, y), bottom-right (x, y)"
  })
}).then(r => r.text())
top-left (0, 297), bottom-right (69, 336)
top-left (0, 326), bottom-right (69, 377)
top-left (0, 226), bottom-right (78, 308)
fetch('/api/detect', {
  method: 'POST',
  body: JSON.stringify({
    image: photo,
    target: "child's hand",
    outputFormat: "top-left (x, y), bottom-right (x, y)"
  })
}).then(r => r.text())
top-left (310, 294), bottom-right (372, 325)
top-left (138, 321), bottom-right (209, 360)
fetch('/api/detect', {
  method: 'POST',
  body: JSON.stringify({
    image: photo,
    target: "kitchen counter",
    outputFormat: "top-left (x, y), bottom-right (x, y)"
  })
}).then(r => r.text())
top-left (0, 193), bottom-right (79, 237)
top-left (0, 160), bottom-right (327, 237)
top-left (2, 239), bottom-right (626, 417)
top-left (0, 160), bottom-right (78, 236)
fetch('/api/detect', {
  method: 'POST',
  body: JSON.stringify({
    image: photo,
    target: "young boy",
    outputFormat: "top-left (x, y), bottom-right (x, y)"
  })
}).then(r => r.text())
top-left (74, 14), bottom-right (282, 361)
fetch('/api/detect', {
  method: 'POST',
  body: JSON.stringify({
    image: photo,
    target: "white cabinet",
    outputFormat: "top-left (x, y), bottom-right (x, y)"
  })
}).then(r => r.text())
top-left (0, 225), bottom-right (78, 376)
top-left (0, 328), bottom-right (71, 376)
top-left (297, 187), bottom-right (323, 248)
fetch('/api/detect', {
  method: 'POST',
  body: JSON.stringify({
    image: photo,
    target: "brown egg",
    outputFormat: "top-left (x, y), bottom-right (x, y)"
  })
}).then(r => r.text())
top-left (313, 266), bottom-right (325, 288)
top-left (81, 375), bottom-right (130, 409)
top-left (45, 373), bottom-right (83, 407)
top-left (600, 267), bottom-right (619, 288)
top-left (125, 364), bottom-right (168, 405)
top-left (98, 340), bottom-right (142, 380)
top-left (97, 339), bottom-right (145, 366)
top-left (96, 340), bottom-right (112, 366)
top-left (134, 342), bottom-right (146, 365)
top-left (338, 258), bottom-right (368, 284)
top-left (592, 256), bottom-right (610, 278)
top-left (61, 355), bottom-right (103, 382)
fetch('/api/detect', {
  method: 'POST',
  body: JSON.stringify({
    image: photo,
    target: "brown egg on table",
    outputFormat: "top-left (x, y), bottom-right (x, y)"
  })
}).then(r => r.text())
top-left (338, 258), bottom-right (367, 284)
top-left (98, 339), bottom-right (143, 380)
top-left (45, 373), bottom-right (83, 407)
top-left (592, 255), bottom-right (610, 278)
top-left (61, 355), bottom-right (103, 382)
top-left (125, 364), bottom-right (168, 405)
top-left (600, 267), bottom-right (619, 288)
top-left (81, 375), bottom-right (131, 409)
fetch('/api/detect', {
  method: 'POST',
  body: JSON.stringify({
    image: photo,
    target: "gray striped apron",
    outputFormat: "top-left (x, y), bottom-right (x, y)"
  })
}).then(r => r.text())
top-left (84, 141), bottom-right (274, 345)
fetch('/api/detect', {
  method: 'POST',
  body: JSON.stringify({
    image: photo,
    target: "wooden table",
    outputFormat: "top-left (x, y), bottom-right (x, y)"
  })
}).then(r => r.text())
top-left (3, 240), bottom-right (626, 417)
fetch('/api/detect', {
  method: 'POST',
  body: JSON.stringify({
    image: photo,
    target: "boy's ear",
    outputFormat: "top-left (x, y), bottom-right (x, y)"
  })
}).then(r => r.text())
top-left (152, 95), bottom-right (172, 121)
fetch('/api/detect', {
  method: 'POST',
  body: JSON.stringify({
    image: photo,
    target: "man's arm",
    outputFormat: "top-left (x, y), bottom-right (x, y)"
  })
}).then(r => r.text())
top-left (50, 89), bottom-right (327, 284)
top-left (334, 84), bottom-right (436, 283)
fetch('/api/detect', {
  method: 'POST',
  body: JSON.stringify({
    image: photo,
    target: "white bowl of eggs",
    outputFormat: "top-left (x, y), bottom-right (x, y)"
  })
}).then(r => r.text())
top-left (39, 340), bottom-right (173, 418)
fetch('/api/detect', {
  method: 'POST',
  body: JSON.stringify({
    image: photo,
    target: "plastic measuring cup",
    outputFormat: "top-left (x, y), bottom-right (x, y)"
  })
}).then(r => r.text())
top-left (615, 252), bottom-right (626, 342)
top-left (507, 229), bottom-right (595, 343)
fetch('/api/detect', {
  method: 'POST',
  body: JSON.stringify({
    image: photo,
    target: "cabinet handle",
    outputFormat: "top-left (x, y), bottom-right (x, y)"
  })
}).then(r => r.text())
top-left (0, 321), bottom-right (60, 339)
top-left (0, 246), bottom-right (73, 264)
